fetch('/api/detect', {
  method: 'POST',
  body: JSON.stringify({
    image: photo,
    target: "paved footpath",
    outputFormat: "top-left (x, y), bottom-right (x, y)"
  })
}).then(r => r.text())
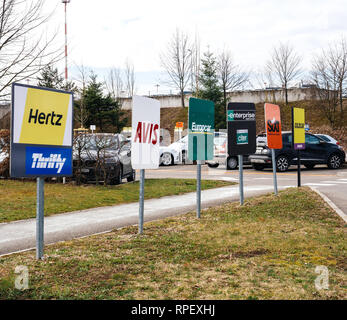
top-left (0, 184), bottom-right (291, 256)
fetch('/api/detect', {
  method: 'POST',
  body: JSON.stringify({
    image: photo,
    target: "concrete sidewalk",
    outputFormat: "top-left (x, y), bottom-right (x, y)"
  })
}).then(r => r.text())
top-left (0, 184), bottom-right (285, 256)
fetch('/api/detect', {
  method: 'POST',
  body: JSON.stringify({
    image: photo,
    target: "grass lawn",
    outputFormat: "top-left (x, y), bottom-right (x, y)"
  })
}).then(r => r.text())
top-left (0, 178), bottom-right (233, 223)
top-left (0, 187), bottom-right (345, 300)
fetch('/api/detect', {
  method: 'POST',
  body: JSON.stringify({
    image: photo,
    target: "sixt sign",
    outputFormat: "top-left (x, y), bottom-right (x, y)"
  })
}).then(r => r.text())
top-left (10, 83), bottom-right (74, 178)
top-left (25, 146), bottom-right (72, 176)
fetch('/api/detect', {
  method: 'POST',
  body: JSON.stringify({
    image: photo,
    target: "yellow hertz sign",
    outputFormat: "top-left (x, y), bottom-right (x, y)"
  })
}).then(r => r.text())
top-left (293, 107), bottom-right (305, 150)
top-left (13, 85), bottom-right (72, 146)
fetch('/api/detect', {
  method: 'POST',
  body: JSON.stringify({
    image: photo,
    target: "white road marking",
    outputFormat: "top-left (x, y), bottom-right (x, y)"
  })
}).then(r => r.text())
top-left (322, 181), bottom-right (347, 184)
top-left (303, 183), bottom-right (335, 187)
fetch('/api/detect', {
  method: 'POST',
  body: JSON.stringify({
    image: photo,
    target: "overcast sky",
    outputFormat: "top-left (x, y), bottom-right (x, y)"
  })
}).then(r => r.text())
top-left (47, 0), bottom-right (347, 95)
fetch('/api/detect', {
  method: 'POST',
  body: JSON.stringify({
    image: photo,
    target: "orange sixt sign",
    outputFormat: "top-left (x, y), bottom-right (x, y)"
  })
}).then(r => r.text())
top-left (264, 103), bottom-right (282, 149)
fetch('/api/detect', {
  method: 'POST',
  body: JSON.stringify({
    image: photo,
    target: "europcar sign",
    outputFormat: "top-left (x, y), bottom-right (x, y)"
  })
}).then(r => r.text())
top-left (131, 95), bottom-right (160, 169)
top-left (188, 97), bottom-right (214, 161)
top-left (10, 83), bottom-right (73, 178)
top-left (227, 102), bottom-right (256, 156)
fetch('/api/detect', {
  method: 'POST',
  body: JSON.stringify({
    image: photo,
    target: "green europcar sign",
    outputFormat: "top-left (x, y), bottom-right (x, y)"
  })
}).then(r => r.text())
top-left (188, 97), bottom-right (214, 161)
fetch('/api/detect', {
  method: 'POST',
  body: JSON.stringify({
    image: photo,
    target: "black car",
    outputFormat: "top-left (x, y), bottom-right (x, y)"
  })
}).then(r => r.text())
top-left (249, 131), bottom-right (345, 171)
top-left (73, 133), bottom-right (136, 184)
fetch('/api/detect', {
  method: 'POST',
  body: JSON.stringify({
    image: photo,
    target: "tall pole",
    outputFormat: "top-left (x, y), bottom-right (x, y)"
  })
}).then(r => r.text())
top-left (64, 1), bottom-right (68, 81)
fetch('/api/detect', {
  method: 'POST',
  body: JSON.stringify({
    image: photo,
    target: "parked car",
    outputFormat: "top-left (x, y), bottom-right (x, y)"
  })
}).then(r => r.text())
top-left (249, 131), bottom-right (345, 171)
top-left (159, 135), bottom-right (188, 166)
top-left (206, 132), bottom-right (267, 169)
top-left (73, 133), bottom-right (135, 184)
top-left (314, 134), bottom-right (339, 145)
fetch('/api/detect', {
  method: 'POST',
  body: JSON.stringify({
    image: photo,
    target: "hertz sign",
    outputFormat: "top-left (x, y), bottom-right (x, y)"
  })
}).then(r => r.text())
top-left (10, 83), bottom-right (73, 178)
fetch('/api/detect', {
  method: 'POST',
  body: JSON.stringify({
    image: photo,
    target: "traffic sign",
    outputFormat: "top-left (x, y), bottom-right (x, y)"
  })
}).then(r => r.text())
top-left (176, 122), bottom-right (184, 128)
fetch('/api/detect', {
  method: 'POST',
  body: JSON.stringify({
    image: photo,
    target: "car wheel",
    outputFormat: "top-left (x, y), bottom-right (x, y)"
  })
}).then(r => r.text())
top-left (114, 166), bottom-right (122, 185)
top-left (227, 156), bottom-right (238, 170)
top-left (127, 169), bottom-right (136, 182)
top-left (161, 152), bottom-right (173, 166)
top-left (207, 163), bottom-right (219, 168)
top-left (304, 164), bottom-right (315, 170)
top-left (276, 155), bottom-right (289, 172)
top-left (327, 154), bottom-right (342, 169)
top-left (252, 164), bottom-right (264, 171)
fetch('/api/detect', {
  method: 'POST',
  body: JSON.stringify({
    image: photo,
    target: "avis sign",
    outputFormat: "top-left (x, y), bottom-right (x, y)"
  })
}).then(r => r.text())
top-left (10, 83), bottom-right (73, 178)
top-left (131, 96), bottom-right (160, 169)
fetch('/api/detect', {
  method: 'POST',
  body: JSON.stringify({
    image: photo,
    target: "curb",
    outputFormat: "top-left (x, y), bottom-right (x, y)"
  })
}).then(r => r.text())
top-left (309, 186), bottom-right (347, 223)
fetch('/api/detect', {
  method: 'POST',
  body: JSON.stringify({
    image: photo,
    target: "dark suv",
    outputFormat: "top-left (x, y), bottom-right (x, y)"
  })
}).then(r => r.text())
top-left (73, 133), bottom-right (136, 184)
top-left (249, 131), bottom-right (345, 172)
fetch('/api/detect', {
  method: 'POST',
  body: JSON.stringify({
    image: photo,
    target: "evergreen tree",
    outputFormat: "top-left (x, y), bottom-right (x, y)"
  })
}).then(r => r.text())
top-left (37, 65), bottom-right (78, 93)
top-left (198, 51), bottom-right (225, 129)
top-left (37, 65), bottom-right (64, 89)
top-left (84, 73), bottom-right (126, 132)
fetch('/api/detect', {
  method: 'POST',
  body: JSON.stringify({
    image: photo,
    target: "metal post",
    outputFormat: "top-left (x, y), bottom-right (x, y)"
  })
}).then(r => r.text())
top-left (297, 150), bottom-right (301, 187)
top-left (271, 149), bottom-right (278, 195)
top-left (36, 177), bottom-right (44, 260)
top-left (138, 169), bottom-right (145, 234)
top-left (238, 155), bottom-right (244, 205)
top-left (197, 160), bottom-right (202, 218)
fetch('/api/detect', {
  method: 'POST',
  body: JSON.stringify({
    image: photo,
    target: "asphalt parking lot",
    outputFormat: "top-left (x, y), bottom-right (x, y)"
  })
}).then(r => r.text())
top-left (145, 163), bottom-right (347, 216)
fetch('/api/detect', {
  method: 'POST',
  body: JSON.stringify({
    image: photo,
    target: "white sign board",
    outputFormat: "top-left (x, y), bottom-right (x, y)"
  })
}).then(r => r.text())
top-left (131, 95), bottom-right (160, 169)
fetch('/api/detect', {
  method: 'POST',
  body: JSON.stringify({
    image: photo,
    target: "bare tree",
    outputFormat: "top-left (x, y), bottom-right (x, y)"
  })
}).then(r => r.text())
top-left (311, 37), bottom-right (347, 127)
top-left (74, 64), bottom-right (89, 129)
top-left (124, 59), bottom-right (135, 98)
top-left (105, 66), bottom-right (124, 106)
top-left (160, 29), bottom-right (192, 107)
top-left (0, 0), bottom-right (62, 100)
top-left (217, 49), bottom-right (249, 121)
top-left (266, 42), bottom-right (302, 105)
top-left (189, 33), bottom-right (201, 96)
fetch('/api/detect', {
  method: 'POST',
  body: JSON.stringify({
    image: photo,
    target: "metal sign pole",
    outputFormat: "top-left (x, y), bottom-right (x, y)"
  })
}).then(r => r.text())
top-left (139, 169), bottom-right (145, 234)
top-left (297, 151), bottom-right (301, 187)
top-left (271, 149), bottom-right (278, 195)
top-left (197, 160), bottom-right (202, 218)
top-left (238, 155), bottom-right (244, 205)
top-left (36, 177), bottom-right (44, 260)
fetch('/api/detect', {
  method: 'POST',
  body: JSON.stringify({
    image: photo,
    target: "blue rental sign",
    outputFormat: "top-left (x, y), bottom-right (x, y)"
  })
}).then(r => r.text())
top-left (25, 146), bottom-right (72, 176)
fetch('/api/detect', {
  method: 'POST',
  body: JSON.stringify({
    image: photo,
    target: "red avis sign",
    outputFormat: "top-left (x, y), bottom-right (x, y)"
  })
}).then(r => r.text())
top-left (134, 122), bottom-right (159, 145)
top-left (131, 96), bottom-right (160, 169)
